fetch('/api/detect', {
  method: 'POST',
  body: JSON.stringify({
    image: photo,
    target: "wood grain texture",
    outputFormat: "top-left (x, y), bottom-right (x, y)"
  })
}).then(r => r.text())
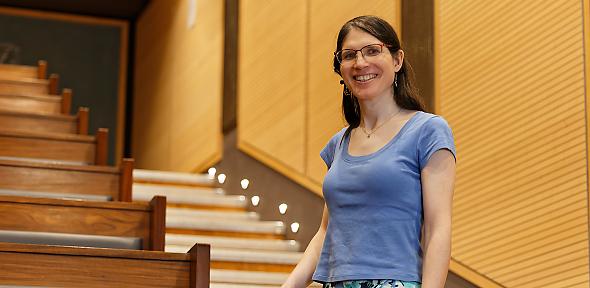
top-left (0, 242), bottom-right (210, 288)
top-left (0, 195), bottom-right (163, 250)
top-left (437, 0), bottom-right (589, 286)
top-left (0, 130), bottom-right (98, 164)
top-left (237, 0), bottom-right (307, 174)
top-left (306, 0), bottom-right (401, 186)
top-left (133, 0), bottom-right (223, 172)
top-left (0, 158), bottom-right (122, 199)
top-left (0, 93), bottom-right (62, 114)
top-left (0, 63), bottom-right (38, 79)
top-left (0, 77), bottom-right (49, 95)
top-left (0, 109), bottom-right (78, 134)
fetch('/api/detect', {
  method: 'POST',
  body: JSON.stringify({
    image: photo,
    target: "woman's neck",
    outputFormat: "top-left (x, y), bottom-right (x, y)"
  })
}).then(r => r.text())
top-left (358, 96), bottom-right (401, 130)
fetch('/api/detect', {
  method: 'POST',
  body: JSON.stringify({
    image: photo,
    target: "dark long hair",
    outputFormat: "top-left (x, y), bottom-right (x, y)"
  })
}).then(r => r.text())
top-left (334, 16), bottom-right (424, 142)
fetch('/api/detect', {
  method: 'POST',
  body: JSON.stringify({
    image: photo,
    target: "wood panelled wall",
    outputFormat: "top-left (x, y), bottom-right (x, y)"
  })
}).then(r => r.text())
top-left (237, 0), bottom-right (400, 195)
top-left (133, 0), bottom-right (223, 172)
top-left (437, 0), bottom-right (590, 287)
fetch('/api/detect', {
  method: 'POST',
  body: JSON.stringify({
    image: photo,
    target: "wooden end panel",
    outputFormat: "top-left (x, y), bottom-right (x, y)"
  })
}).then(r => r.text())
top-left (189, 243), bottom-right (210, 288)
top-left (37, 60), bottom-right (47, 79)
top-left (95, 128), bottom-right (109, 165)
top-left (0, 246), bottom-right (191, 287)
top-left (149, 196), bottom-right (166, 251)
top-left (49, 74), bottom-right (59, 95)
top-left (61, 89), bottom-right (72, 114)
top-left (119, 158), bottom-right (134, 202)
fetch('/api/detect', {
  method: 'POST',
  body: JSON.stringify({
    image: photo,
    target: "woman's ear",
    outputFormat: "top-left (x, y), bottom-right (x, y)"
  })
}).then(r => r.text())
top-left (394, 49), bottom-right (405, 72)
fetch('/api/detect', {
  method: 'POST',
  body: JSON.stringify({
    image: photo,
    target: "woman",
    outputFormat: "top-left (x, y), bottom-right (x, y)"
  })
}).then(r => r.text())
top-left (282, 16), bottom-right (456, 288)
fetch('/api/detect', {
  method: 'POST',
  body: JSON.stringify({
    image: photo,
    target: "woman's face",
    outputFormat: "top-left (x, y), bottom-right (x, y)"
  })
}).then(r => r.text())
top-left (339, 28), bottom-right (402, 102)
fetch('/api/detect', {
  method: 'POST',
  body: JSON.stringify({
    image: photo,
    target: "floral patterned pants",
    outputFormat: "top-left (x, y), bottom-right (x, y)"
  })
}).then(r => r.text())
top-left (322, 279), bottom-right (421, 288)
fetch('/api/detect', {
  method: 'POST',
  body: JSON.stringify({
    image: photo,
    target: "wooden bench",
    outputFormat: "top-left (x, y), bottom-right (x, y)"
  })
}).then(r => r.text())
top-left (0, 242), bottom-right (210, 288)
top-left (0, 106), bottom-right (89, 134)
top-left (0, 74), bottom-right (59, 96)
top-left (0, 157), bottom-right (133, 201)
top-left (0, 128), bottom-right (108, 165)
top-left (0, 60), bottom-right (47, 80)
top-left (0, 88), bottom-right (72, 115)
top-left (0, 195), bottom-right (166, 251)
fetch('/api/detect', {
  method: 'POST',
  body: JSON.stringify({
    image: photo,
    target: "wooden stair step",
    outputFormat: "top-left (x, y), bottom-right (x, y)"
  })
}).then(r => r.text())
top-left (165, 234), bottom-right (299, 251)
top-left (210, 269), bottom-right (289, 285)
top-left (133, 182), bottom-right (225, 197)
top-left (133, 190), bottom-right (247, 208)
top-left (133, 169), bottom-right (215, 187)
top-left (166, 217), bottom-right (285, 235)
top-left (212, 248), bottom-right (301, 265)
top-left (167, 207), bottom-right (259, 221)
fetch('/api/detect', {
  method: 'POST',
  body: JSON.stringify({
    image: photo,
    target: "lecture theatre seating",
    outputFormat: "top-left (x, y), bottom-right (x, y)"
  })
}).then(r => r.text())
top-left (0, 61), bottom-right (210, 287)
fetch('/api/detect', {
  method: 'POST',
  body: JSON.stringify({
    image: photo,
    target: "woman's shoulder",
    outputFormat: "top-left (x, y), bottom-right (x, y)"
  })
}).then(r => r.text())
top-left (413, 111), bottom-right (452, 130)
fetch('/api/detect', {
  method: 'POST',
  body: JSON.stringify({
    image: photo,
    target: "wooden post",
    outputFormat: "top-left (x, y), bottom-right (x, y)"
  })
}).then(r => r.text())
top-left (189, 243), bottom-right (211, 288)
top-left (95, 128), bottom-right (109, 165)
top-left (61, 89), bottom-right (72, 114)
top-left (49, 74), bottom-right (59, 95)
top-left (119, 158), bottom-right (134, 202)
top-left (77, 107), bottom-right (89, 135)
top-left (149, 195), bottom-right (166, 251)
top-left (37, 60), bottom-right (47, 79)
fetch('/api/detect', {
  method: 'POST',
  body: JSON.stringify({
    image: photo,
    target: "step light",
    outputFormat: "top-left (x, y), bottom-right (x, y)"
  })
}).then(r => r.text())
top-left (291, 222), bottom-right (300, 233)
top-left (207, 167), bottom-right (216, 178)
top-left (240, 178), bottom-right (250, 189)
top-left (217, 173), bottom-right (226, 184)
top-left (279, 203), bottom-right (288, 215)
top-left (251, 195), bottom-right (260, 206)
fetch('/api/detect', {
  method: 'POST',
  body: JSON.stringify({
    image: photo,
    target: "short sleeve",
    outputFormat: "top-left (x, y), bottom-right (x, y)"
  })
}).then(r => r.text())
top-left (320, 129), bottom-right (345, 169)
top-left (418, 116), bottom-right (457, 170)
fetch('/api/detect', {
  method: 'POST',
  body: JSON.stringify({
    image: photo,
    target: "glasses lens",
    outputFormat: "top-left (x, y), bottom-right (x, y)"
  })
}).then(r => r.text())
top-left (362, 44), bottom-right (383, 57)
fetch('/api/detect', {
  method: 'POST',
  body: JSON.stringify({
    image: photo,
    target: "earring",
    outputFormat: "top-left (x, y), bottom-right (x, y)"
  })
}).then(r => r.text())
top-left (394, 74), bottom-right (398, 88)
top-left (344, 85), bottom-right (352, 98)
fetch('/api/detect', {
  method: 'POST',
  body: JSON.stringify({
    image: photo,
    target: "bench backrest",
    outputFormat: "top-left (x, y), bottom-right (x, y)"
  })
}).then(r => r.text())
top-left (0, 194), bottom-right (165, 250)
top-left (0, 242), bottom-right (210, 288)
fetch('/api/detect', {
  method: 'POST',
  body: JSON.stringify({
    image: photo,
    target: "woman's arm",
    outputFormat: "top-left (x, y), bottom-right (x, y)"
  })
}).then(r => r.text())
top-left (281, 204), bottom-right (329, 288)
top-left (421, 149), bottom-right (456, 288)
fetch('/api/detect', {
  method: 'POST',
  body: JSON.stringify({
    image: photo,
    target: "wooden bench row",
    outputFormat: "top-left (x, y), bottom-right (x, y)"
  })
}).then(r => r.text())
top-left (0, 195), bottom-right (165, 250)
top-left (0, 242), bottom-right (210, 288)
top-left (0, 61), bottom-right (211, 287)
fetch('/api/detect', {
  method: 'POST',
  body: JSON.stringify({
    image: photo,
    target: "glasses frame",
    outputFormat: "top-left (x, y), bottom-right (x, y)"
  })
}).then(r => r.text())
top-left (334, 43), bottom-right (392, 64)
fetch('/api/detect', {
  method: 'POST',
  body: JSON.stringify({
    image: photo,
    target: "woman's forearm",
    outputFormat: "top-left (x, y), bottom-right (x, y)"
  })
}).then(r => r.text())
top-left (281, 228), bottom-right (326, 288)
top-left (421, 226), bottom-right (451, 288)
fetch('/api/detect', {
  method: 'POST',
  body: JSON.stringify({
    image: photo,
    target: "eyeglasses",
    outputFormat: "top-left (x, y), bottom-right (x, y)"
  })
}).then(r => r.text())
top-left (334, 43), bottom-right (391, 64)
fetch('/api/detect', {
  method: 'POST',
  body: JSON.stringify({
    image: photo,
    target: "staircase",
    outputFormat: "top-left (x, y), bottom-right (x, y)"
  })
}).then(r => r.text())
top-left (133, 169), bottom-right (322, 287)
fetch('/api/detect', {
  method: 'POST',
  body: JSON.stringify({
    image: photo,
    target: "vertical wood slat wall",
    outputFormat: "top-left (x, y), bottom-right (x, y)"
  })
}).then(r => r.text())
top-left (437, 0), bottom-right (590, 286)
top-left (133, 0), bottom-right (224, 172)
top-left (237, 0), bottom-right (400, 194)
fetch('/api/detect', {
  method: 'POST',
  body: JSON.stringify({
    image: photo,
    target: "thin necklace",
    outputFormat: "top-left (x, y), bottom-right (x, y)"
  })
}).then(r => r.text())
top-left (360, 108), bottom-right (402, 138)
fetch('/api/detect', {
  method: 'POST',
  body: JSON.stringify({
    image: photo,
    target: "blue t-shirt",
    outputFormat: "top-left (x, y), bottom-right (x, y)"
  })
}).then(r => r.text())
top-left (312, 111), bottom-right (456, 283)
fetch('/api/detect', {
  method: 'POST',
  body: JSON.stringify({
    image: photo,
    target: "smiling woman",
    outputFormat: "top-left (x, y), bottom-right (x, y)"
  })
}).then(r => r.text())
top-left (281, 16), bottom-right (457, 288)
